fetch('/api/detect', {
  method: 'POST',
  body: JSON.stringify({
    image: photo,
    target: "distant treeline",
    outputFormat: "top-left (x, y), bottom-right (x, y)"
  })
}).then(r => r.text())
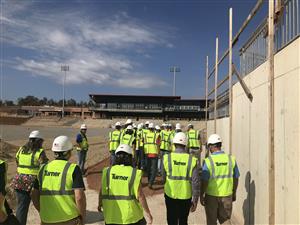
top-left (0, 95), bottom-right (93, 107)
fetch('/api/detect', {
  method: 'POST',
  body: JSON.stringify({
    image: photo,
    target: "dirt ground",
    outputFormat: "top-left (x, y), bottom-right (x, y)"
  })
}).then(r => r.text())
top-left (0, 118), bottom-right (209, 225)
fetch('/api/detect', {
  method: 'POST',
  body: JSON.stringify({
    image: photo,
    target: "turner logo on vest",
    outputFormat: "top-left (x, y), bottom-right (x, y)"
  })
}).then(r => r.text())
top-left (173, 160), bottom-right (186, 166)
top-left (215, 162), bottom-right (228, 166)
top-left (112, 174), bottom-right (129, 181)
top-left (44, 170), bottom-right (61, 177)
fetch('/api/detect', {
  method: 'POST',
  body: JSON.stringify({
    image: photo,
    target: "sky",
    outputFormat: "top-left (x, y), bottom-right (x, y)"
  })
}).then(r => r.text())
top-left (0, 0), bottom-right (267, 102)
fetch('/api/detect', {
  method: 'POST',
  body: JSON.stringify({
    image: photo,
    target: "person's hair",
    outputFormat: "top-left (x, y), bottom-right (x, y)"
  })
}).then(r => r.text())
top-left (126, 129), bottom-right (133, 135)
top-left (54, 151), bottom-right (70, 160)
top-left (209, 142), bottom-right (222, 149)
top-left (22, 138), bottom-right (43, 153)
top-left (115, 152), bottom-right (133, 166)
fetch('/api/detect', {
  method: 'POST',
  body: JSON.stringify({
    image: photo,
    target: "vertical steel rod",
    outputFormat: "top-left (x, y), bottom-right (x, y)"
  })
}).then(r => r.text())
top-left (205, 56), bottom-right (209, 124)
top-left (214, 38), bottom-right (219, 133)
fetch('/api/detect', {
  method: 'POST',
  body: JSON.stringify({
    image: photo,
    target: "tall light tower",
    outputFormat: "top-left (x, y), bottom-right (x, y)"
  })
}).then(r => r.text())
top-left (61, 65), bottom-right (69, 118)
top-left (170, 66), bottom-right (180, 96)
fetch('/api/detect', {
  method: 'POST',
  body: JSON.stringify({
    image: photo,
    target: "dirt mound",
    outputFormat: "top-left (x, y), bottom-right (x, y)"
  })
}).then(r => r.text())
top-left (85, 157), bottom-right (164, 197)
top-left (0, 116), bottom-right (31, 125)
top-left (0, 141), bottom-right (18, 160)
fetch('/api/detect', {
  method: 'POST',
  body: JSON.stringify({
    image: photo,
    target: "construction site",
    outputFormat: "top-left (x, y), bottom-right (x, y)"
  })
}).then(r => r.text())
top-left (0, 0), bottom-right (300, 224)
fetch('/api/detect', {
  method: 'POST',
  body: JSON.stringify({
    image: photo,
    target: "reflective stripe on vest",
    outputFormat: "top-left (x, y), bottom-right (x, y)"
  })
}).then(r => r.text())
top-left (205, 153), bottom-right (235, 197)
top-left (144, 132), bottom-right (158, 154)
top-left (163, 153), bottom-right (197, 199)
top-left (39, 160), bottom-right (79, 223)
top-left (16, 147), bottom-right (43, 175)
top-left (187, 130), bottom-right (200, 148)
top-left (0, 160), bottom-right (7, 216)
top-left (109, 130), bottom-right (121, 151)
top-left (102, 165), bottom-right (143, 224)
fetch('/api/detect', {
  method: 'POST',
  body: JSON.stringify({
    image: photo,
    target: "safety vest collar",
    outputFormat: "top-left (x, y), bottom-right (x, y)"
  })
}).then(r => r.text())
top-left (167, 153), bottom-right (193, 181)
top-left (102, 167), bottom-right (137, 200)
top-left (39, 161), bottom-right (74, 196)
top-left (207, 154), bottom-right (233, 179)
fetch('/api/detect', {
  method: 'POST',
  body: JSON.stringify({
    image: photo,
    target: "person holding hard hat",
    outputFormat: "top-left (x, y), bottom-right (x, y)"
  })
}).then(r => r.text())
top-left (76, 124), bottom-right (89, 175)
top-left (200, 134), bottom-right (240, 225)
top-left (162, 132), bottom-right (199, 225)
top-left (11, 130), bottom-right (48, 225)
top-left (0, 159), bottom-right (20, 225)
top-left (109, 122), bottom-right (122, 165)
top-left (32, 136), bottom-right (86, 225)
top-left (98, 144), bottom-right (153, 225)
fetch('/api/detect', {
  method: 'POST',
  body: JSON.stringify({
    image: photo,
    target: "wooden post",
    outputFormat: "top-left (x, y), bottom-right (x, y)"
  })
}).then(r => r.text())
top-left (229, 8), bottom-right (233, 154)
top-left (214, 38), bottom-right (219, 133)
top-left (205, 56), bottom-right (209, 124)
top-left (268, 0), bottom-right (275, 224)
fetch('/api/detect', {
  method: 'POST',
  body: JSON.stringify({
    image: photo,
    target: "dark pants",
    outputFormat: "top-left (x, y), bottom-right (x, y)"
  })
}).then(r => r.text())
top-left (165, 194), bottom-right (192, 225)
top-left (106, 217), bottom-right (146, 225)
top-left (15, 190), bottom-right (31, 225)
top-left (147, 157), bottom-right (158, 185)
top-left (77, 150), bottom-right (87, 173)
top-left (0, 214), bottom-right (20, 225)
top-left (204, 195), bottom-right (232, 225)
top-left (110, 151), bottom-right (116, 166)
top-left (135, 148), bottom-right (144, 169)
top-left (141, 151), bottom-right (147, 170)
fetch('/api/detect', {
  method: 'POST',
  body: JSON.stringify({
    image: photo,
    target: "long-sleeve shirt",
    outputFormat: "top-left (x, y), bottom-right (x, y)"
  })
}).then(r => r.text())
top-left (162, 148), bottom-right (200, 201)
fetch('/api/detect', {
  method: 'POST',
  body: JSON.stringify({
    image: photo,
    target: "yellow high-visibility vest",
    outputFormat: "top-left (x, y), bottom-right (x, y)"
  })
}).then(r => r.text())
top-left (163, 153), bottom-right (197, 199)
top-left (16, 147), bottom-right (44, 175)
top-left (38, 160), bottom-right (79, 223)
top-left (102, 165), bottom-right (143, 224)
top-left (109, 130), bottom-right (121, 151)
top-left (205, 153), bottom-right (236, 197)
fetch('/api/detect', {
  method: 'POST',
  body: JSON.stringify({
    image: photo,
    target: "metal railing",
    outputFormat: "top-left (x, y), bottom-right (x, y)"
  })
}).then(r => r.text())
top-left (240, 0), bottom-right (299, 75)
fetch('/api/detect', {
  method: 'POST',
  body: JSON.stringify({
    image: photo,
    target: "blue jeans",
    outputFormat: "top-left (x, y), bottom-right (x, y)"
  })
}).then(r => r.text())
top-left (147, 157), bottom-right (158, 185)
top-left (15, 190), bottom-right (31, 225)
top-left (77, 150), bottom-right (87, 173)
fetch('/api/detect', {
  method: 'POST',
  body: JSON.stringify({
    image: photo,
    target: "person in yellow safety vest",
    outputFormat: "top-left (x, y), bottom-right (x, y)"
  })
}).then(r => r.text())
top-left (120, 125), bottom-right (136, 160)
top-left (155, 125), bottom-right (163, 175)
top-left (98, 144), bottom-right (153, 225)
top-left (0, 159), bottom-right (20, 225)
top-left (109, 121), bottom-right (122, 166)
top-left (186, 124), bottom-right (202, 163)
top-left (144, 123), bottom-right (159, 189)
top-left (170, 123), bottom-right (182, 152)
top-left (11, 130), bottom-right (48, 225)
top-left (32, 136), bottom-right (86, 225)
top-left (200, 134), bottom-right (240, 225)
top-left (162, 132), bottom-right (199, 225)
top-left (158, 123), bottom-right (171, 175)
top-left (135, 123), bottom-right (144, 169)
top-left (76, 124), bottom-right (89, 175)
top-left (141, 122), bottom-right (149, 170)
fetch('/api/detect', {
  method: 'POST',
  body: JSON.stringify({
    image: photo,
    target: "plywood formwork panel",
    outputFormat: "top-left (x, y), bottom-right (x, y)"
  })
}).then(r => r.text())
top-left (274, 37), bottom-right (300, 224)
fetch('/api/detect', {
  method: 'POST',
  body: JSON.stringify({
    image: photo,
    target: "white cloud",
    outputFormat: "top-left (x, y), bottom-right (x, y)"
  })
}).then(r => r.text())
top-left (1, 1), bottom-right (173, 89)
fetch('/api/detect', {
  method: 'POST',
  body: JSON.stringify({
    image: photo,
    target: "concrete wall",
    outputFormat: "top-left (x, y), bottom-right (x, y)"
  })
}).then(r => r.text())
top-left (207, 37), bottom-right (300, 224)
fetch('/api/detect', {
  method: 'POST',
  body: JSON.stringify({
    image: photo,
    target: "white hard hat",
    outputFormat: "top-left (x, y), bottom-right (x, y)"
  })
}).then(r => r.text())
top-left (126, 125), bottom-right (133, 130)
top-left (148, 123), bottom-right (154, 129)
top-left (115, 122), bottom-right (121, 127)
top-left (132, 123), bottom-right (137, 128)
top-left (187, 123), bottom-right (193, 128)
top-left (162, 123), bottom-right (167, 127)
top-left (52, 136), bottom-right (73, 152)
top-left (145, 121), bottom-right (150, 125)
top-left (175, 123), bottom-right (181, 130)
top-left (155, 125), bottom-right (161, 130)
top-left (168, 123), bottom-right (172, 128)
top-left (207, 134), bottom-right (222, 145)
top-left (173, 132), bottom-right (187, 146)
top-left (80, 124), bottom-right (87, 130)
top-left (140, 123), bottom-right (144, 127)
top-left (29, 130), bottom-right (43, 139)
top-left (115, 144), bottom-right (133, 155)
top-left (125, 119), bottom-right (132, 125)
top-left (137, 124), bottom-right (143, 129)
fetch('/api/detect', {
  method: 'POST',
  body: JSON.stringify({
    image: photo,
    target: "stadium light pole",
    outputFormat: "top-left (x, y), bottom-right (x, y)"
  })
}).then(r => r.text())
top-left (61, 65), bottom-right (69, 118)
top-left (170, 66), bottom-right (180, 96)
